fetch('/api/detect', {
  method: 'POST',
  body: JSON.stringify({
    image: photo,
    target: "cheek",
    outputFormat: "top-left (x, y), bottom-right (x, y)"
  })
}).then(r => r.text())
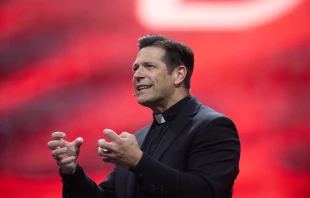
top-left (155, 81), bottom-right (170, 94)
top-left (144, 75), bottom-right (156, 85)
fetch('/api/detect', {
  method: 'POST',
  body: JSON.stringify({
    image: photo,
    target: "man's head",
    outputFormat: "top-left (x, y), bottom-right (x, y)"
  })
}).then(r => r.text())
top-left (132, 35), bottom-right (194, 111)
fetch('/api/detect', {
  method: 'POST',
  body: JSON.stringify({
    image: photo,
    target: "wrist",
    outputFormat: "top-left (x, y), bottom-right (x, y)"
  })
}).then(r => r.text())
top-left (131, 150), bottom-right (143, 168)
top-left (60, 164), bottom-right (77, 175)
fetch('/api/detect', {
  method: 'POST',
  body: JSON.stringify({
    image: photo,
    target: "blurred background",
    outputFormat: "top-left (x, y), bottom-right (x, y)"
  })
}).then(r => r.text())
top-left (0, 0), bottom-right (309, 197)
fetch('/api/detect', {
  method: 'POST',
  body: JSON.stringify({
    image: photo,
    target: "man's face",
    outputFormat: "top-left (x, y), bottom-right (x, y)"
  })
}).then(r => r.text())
top-left (132, 46), bottom-right (175, 107)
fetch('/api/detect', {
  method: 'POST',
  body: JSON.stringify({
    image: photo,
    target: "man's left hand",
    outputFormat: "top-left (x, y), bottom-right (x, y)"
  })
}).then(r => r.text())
top-left (98, 129), bottom-right (143, 168)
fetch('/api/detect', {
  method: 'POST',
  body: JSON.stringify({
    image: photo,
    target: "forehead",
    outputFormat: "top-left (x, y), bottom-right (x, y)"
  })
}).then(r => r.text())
top-left (134, 46), bottom-right (166, 64)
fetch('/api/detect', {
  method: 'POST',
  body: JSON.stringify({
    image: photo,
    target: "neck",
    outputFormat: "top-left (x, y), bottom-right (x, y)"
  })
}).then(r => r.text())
top-left (150, 89), bottom-right (190, 114)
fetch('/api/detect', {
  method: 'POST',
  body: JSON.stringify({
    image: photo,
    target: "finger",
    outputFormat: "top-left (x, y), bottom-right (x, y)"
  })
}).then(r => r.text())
top-left (98, 139), bottom-right (115, 151)
top-left (98, 147), bottom-right (113, 157)
top-left (102, 156), bottom-right (114, 164)
top-left (71, 137), bottom-right (83, 148)
top-left (98, 146), bottom-right (112, 154)
top-left (51, 132), bottom-right (66, 140)
top-left (119, 132), bottom-right (130, 138)
top-left (58, 156), bottom-right (76, 165)
top-left (47, 140), bottom-right (65, 150)
top-left (103, 129), bottom-right (121, 143)
top-left (98, 149), bottom-right (115, 164)
top-left (52, 147), bottom-right (67, 159)
top-left (98, 147), bottom-right (105, 157)
top-left (98, 138), bottom-right (106, 146)
top-left (103, 149), bottom-right (112, 154)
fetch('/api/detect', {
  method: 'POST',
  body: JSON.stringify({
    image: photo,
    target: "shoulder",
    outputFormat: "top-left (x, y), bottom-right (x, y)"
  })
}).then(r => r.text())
top-left (194, 104), bottom-right (237, 130)
top-left (191, 104), bottom-right (239, 150)
top-left (187, 96), bottom-right (235, 127)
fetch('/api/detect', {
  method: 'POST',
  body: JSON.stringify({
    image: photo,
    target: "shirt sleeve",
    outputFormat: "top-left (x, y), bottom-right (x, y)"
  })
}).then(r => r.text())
top-left (60, 164), bottom-right (116, 198)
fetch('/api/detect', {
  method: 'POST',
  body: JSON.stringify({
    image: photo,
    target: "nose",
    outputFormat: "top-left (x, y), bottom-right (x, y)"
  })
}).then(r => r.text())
top-left (133, 67), bottom-right (145, 81)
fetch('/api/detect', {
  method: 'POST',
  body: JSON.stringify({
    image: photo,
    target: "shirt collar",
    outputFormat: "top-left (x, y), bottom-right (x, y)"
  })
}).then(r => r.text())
top-left (152, 96), bottom-right (192, 124)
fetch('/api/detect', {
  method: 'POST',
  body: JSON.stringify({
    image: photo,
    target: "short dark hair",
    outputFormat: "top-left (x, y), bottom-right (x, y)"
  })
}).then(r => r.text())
top-left (137, 34), bottom-right (194, 89)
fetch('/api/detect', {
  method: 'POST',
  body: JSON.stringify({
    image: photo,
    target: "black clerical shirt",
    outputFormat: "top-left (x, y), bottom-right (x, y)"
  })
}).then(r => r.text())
top-left (142, 96), bottom-right (192, 156)
top-left (133, 96), bottom-right (192, 198)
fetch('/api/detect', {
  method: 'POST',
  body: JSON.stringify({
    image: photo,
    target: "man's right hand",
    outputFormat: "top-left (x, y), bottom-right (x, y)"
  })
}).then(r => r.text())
top-left (47, 132), bottom-right (83, 175)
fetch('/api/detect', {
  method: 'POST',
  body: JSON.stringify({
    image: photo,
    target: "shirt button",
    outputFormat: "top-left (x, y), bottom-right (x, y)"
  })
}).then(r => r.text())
top-left (151, 185), bottom-right (155, 190)
top-left (139, 173), bottom-right (143, 177)
top-left (160, 189), bottom-right (164, 195)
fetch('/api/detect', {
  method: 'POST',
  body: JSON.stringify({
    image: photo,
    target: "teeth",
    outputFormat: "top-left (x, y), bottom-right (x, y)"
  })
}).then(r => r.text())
top-left (138, 85), bottom-right (151, 91)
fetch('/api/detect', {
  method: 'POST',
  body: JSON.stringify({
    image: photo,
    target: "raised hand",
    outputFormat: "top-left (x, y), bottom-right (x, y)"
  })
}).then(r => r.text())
top-left (47, 132), bottom-right (83, 175)
top-left (98, 129), bottom-right (143, 168)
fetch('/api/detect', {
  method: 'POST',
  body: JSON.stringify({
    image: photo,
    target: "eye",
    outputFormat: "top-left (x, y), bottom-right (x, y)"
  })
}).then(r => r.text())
top-left (145, 64), bottom-right (154, 68)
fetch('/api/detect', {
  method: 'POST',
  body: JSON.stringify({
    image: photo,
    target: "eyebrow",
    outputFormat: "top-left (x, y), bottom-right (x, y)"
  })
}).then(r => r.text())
top-left (132, 61), bottom-right (154, 68)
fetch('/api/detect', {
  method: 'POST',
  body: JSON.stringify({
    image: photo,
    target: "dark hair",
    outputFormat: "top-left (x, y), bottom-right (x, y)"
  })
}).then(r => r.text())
top-left (137, 34), bottom-right (194, 89)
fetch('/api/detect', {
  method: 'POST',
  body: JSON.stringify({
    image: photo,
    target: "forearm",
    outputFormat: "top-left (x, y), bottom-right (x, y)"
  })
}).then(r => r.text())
top-left (61, 164), bottom-right (114, 198)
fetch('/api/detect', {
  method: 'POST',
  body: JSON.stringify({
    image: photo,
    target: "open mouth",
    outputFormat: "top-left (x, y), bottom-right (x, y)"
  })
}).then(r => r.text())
top-left (137, 85), bottom-right (152, 92)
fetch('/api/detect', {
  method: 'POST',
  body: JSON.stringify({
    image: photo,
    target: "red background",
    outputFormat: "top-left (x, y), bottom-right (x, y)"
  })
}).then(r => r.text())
top-left (0, 0), bottom-right (309, 197)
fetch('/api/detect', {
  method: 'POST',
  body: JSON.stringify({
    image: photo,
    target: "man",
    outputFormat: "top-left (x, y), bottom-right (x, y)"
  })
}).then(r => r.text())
top-left (47, 35), bottom-right (240, 198)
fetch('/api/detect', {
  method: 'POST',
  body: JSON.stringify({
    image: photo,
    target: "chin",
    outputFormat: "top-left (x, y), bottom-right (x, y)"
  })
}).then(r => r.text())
top-left (136, 95), bottom-right (154, 107)
top-left (137, 98), bottom-right (150, 106)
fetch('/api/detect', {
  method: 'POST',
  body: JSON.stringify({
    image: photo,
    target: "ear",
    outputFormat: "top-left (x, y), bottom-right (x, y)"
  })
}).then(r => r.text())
top-left (173, 65), bottom-right (187, 87)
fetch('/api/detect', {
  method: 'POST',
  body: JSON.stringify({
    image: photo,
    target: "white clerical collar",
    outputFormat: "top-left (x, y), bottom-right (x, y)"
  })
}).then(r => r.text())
top-left (154, 114), bottom-right (166, 124)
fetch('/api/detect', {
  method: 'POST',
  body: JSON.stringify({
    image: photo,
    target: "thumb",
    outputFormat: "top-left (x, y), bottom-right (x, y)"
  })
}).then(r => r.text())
top-left (72, 137), bottom-right (84, 148)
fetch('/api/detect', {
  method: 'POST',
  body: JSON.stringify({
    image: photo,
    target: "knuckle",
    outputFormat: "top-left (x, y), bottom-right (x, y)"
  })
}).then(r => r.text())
top-left (58, 160), bottom-right (64, 165)
top-left (60, 140), bottom-right (65, 146)
top-left (52, 153), bottom-right (59, 159)
top-left (59, 158), bottom-right (70, 165)
top-left (52, 148), bottom-right (65, 156)
top-left (98, 139), bottom-right (105, 146)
